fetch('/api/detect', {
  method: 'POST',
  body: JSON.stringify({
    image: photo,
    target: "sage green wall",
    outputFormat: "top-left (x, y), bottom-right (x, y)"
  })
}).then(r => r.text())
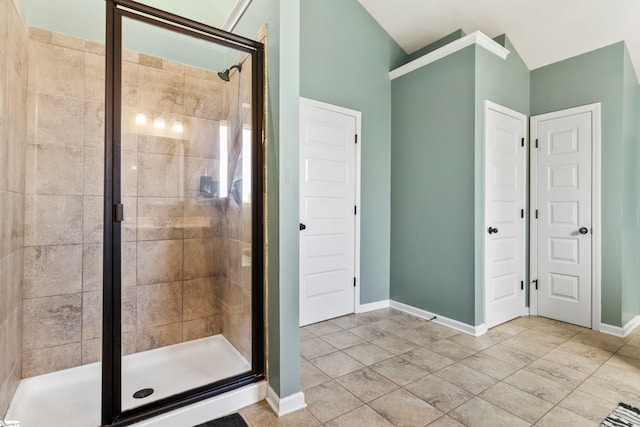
top-left (390, 37), bottom-right (529, 327)
top-left (473, 37), bottom-right (530, 324)
top-left (20, 0), bottom-right (242, 71)
top-left (300, 0), bottom-right (407, 304)
top-left (621, 47), bottom-right (640, 325)
top-left (235, 0), bottom-right (302, 399)
top-left (530, 42), bottom-right (633, 327)
top-left (390, 46), bottom-right (477, 325)
top-left (406, 29), bottom-right (465, 62)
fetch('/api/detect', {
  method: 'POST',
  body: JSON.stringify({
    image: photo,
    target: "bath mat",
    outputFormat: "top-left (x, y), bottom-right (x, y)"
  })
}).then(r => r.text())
top-left (601, 402), bottom-right (640, 426)
top-left (193, 413), bottom-right (248, 427)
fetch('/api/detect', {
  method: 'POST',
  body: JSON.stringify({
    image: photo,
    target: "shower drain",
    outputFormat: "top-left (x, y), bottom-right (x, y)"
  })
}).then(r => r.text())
top-left (133, 388), bottom-right (154, 399)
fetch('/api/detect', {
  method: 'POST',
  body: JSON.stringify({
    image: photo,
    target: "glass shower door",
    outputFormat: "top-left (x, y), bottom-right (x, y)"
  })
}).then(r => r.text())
top-left (103, 1), bottom-right (263, 424)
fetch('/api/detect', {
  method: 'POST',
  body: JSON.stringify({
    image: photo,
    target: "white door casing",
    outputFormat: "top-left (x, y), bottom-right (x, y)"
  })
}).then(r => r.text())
top-left (299, 98), bottom-right (361, 326)
top-left (530, 103), bottom-right (601, 329)
top-left (484, 101), bottom-right (527, 329)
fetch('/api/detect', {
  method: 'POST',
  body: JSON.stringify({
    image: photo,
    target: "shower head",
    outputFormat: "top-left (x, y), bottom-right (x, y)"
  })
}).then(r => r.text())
top-left (217, 64), bottom-right (242, 82)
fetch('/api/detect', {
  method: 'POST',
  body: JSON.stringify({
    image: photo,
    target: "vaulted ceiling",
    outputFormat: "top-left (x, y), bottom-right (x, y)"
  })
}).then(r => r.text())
top-left (358, 0), bottom-right (640, 76)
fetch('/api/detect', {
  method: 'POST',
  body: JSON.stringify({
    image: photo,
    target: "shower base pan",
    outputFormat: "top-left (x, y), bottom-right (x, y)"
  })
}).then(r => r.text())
top-left (7, 335), bottom-right (265, 427)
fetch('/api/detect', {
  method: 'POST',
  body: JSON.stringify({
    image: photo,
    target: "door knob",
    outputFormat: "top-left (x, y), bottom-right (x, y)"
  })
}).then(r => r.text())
top-left (578, 227), bottom-right (589, 235)
top-left (299, 223), bottom-right (307, 231)
top-left (488, 226), bottom-right (499, 235)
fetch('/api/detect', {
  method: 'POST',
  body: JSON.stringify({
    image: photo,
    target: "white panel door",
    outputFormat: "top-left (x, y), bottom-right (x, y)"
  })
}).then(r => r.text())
top-left (299, 100), bottom-right (357, 326)
top-left (533, 110), bottom-right (592, 327)
top-left (484, 102), bottom-right (526, 329)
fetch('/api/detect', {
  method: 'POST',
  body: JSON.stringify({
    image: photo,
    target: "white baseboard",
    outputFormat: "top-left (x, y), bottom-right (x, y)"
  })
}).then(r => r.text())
top-left (135, 381), bottom-right (267, 426)
top-left (356, 299), bottom-right (390, 313)
top-left (390, 300), bottom-right (487, 337)
top-left (600, 315), bottom-right (640, 338)
top-left (265, 386), bottom-right (306, 417)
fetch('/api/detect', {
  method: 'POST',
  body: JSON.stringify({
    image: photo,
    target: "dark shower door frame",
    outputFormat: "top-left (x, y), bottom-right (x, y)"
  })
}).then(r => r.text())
top-left (102, 1), bottom-right (265, 425)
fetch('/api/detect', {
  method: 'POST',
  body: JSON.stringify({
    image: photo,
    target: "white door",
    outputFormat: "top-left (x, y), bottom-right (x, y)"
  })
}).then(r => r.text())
top-left (531, 107), bottom-right (594, 328)
top-left (484, 101), bottom-right (527, 329)
top-left (299, 99), bottom-right (359, 326)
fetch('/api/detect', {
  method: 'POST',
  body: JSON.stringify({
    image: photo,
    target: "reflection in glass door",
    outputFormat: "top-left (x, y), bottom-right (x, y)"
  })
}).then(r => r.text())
top-left (104, 1), bottom-right (264, 425)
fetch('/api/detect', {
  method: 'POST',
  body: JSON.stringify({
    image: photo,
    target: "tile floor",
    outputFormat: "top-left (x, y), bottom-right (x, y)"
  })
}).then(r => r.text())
top-left (239, 308), bottom-right (640, 426)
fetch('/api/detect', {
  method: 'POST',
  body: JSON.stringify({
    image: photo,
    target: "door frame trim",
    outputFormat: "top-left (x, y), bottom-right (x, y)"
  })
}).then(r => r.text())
top-left (298, 97), bottom-right (362, 315)
top-left (483, 100), bottom-right (528, 328)
top-left (529, 103), bottom-right (602, 330)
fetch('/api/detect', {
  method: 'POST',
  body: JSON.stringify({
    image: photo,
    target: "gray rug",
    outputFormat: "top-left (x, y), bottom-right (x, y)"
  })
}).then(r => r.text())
top-left (601, 403), bottom-right (640, 426)
top-left (193, 413), bottom-right (248, 427)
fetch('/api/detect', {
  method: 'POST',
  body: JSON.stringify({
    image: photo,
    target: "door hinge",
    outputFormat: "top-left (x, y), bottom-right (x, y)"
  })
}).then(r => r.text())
top-left (521, 281), bottom-right (524, 290)
top-left (521, 137), bottom-right (524, 147)
top-left (533, 279), bottom-right (538, 290)
top-left (521, 209), bottom-right (524, 219)
top-left (353, 277), bottom-right (356, 287)
top-left (535, 209), bottom-right (539, 219)
top-left (355, 134), bottom-right (358, 144)
top-left (354, 205), bottom-right (357, 215)
top-left (535, 138), bottom-right (539, 148)
top-left (114, 203), bottom-right (124, 222)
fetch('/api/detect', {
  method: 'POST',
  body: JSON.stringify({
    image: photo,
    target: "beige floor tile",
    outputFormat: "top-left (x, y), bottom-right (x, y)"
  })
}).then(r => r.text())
top-left (369, 388), bottom-right (443, 427)
top-left (299, 328), bottom-right (316, 342)
top-left (449, 397), bottom-right (529, 427)
top-left (430, 339), bottom-right (478, 361)
top-left (459, 353), bottom-right (519, 380)
top-left (330, 314), bottom-right (370, 329)
top-left (304, 381), bottom-right (363, 423)
top-left (433, 363), bottom-right (497, 395)
top-left (577, 375), bottom-right (640, 407)
top-left (396, 328), bottom-right (438, 347)
top-left (372, 334), bottom-right (420, 355)
top-left (399, 347), bottom-right (455, 373)
top-left (239, 401), bottom-right (321, 427)
top-left (571, 329), bottom-right (627, 353)
top-left (447, 333), bottom-right (497, 351)
top-left (343, 342), bottom-right (394, 366)
top-left (404, 375), bottom-right (473, 413)
top-left (516, 328), bottom-right (569, 346)
top-left (370, 356), bottom-right (429, 386)
top-left (524, 358), bottom-right (588, 388)
top-left (504, 370), bottom-right (573, 403)
top-left (321, 330), bottom-right (365, 349)
top-left (301, 359), bottom-right (331, 390)
top-left (500, 335), bottom-right (556, 357)
top-left (592, 361), bottom-right (640, 394)
top-left (305, 320), bottom-right (343, 337)
top-left (559, 390), bottom-right (617, 424)
top-left (534, 406), bottom-right (598, 427)
top-left (335, 367), bottom-right (399, 402)
top-left (616, 342), bottom-right (640, 360)
top-left (556, 339), bottom-right (613, 364)
top-left (491, 321), bottom-right (529, 336)
top-left (324, 404), bottom-right (394, 427)
top-left (311, 351), bottom-right (365, 378)
top-left (349, 324), bottom-right (394, 341)
top-left (427, 415), bottom-right (465, 426)
top-left (420, 323), bottom-right (460, 341)
top-left (300, 337), bottom-right (338, 360)
top-left (541, 348), bottom-right (603, 375)
top-left (605, 354), bottom-right (640, 370)
top-left (481, 343), bottom-right (538, 368)
top-left (479, 382), bottom-right (554, 423)
top-left (292, 312), bottom-right (640, 427)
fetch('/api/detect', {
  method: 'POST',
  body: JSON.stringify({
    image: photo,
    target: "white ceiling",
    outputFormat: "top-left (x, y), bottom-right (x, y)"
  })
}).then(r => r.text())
top-left (358, 0), bottom-right (640, 77)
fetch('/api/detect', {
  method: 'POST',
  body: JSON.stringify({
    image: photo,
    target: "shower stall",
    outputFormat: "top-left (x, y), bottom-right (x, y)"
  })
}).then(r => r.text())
top-left (5, 1), bottom-right (265, 426)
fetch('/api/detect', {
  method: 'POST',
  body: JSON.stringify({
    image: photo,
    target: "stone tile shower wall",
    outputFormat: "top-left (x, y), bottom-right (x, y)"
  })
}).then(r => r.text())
top-left (22, 27), bottom-right (253, 377)
top-left (0, 0), bottom-right (27, 416)
top-left (220, 56), bottom-right (254, 362)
